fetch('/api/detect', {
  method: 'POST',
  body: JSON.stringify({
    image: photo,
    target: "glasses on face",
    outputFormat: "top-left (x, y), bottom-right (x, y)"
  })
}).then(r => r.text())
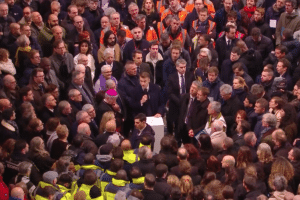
top-left (36, 75), bottom-right (45, 78)
top-left (75, 21), bottom-right (83, 24)
top-left (56, 46), bottom-right (65, 50)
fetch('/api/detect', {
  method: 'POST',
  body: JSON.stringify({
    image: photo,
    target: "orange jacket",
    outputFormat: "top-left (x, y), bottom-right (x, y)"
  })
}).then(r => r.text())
top-left (145, 26), bottom-right (158, 42)
top-left (157, 22), bottom-right (166, 38)
top-left (168, 29), bottom-right (187, 45)
top-left (185, 1), bottom-right (216, 17)
top-left (156, 1), bottom-right (166, 16)
top-left (99, 25), bottom-right (132, 45)
top-left (161, 8), bottom-right (188, 23)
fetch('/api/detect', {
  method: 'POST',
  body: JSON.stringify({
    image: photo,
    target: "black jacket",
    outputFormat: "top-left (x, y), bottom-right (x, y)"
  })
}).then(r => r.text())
top-left (154, 178), bottom-right (172, 200)
top-left (244, 35), bottom-right (274, 61)
top-left (239, 49), bottom-right (263, 80)
top-left (132, 159), bottom-right (156, 176)
top-left (221, 95), bottom-right (244, 131)
top-left (142, 189), bottom-right (164, 200)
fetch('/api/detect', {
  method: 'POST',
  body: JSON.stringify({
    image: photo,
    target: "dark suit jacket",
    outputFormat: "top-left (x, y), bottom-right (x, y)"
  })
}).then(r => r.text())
top-left (68, 82), bottom-right (95, 106)
top-left (215, 35), bottom-right (237, 67)
top-left (130, 124), bottom-right (155, 149)
top-left (221, 95), bottom-right (244, 131)
top-left (132, 159), bottom-right (156, 176)
top-left (187, 98), bottom-right (210, 134)
top-left (142, 83), bottom-right (165, 116)
top-left (96, 100), bottom-right (123, 128)
top-left (167, 72), bottom-right (194, 122)
top-left (38, 106), bottom-right (56, 124)
top-left (142, 189), bottom-right (164, 200)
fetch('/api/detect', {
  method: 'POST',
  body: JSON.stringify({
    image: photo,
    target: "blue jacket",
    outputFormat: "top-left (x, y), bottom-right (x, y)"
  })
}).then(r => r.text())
top-left (202, 77), bottom-right (224, 102)
top-left (163, 58), bottom-right (176, 84)
top-left (123, 39), bottom-right (150, 63)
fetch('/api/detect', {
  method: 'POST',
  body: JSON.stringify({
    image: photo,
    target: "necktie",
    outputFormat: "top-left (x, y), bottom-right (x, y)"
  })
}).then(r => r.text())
top-left (80, 87), bottom-right (92, 104)
top-left (227, 40), bottom-right (231, 49)
top-left (185, 98), bottom-right (195, 124)
top-left (39, 84), bottom-right (44, 93)
top-left (181, 74), bottom-right (186, 94)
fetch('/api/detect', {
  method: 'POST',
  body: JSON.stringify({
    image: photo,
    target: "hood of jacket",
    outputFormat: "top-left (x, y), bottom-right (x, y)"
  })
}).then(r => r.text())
top-left (96, 154), bottom-right (112, 162)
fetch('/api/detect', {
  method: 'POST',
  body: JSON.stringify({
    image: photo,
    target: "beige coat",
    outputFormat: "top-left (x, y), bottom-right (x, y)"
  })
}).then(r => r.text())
top-left (97, 44), bottom-right (121, 63)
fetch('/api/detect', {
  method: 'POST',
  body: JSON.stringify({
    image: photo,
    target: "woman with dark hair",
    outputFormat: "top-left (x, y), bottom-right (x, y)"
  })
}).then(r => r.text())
top-left (229, 110), bottom-right (248, 137)
top-left (200, 172), bottom-right (216, 188)
top-left (184, 144), bottom-right (205, 176)
top-left (223, 166), bottom-right (239, 189)
top-left (198, 134), bottom-right (214, 163)
top-left (236, 146), bottom-right (253, 181)
top-left (74, 40), bottom-right (96, 77)
top-left (23, 118), bottom-right (45, 143)
top-left (278, 104), bottom-right (297, 143)
top-left (206, 156), bottom-right (222, 180)
top-left (269, 96), bottom-right (285, 127)
top-left (97, 30), bottom-right (121, 63)
top-left (0, 108), bottom-right (19, 144)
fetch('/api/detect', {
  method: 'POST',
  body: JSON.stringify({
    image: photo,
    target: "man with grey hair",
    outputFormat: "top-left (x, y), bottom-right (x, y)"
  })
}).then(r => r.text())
top-left (132, 146), bottom-right (155, 176)
top-left (77, 122), bottom-right (98, 155)
top-left (220, 84), bottom-right (243, 135)
top-left (272, 175), bottom-right (294, 199)
top-left (82, 103), bottom-right (98, 137)
top-left (123, 2), bottom-right (138, 29)
top-left (178, 80), bottom-right (201, 144)
top-left (69, 110), bottom-right (91, 141)
top-left (204, 101), bottom-right (226, 134)
top-left (260, 113), bottom-right (277, 146)
top-left (14, 161), bottom-right (36, 196)
top-left (77, 55), bottom-right (94, 93)
top-left (58, 100), bottom-right (73, 130)
top-left (94, 65), bottom-right (117, 93)
top-left (68, 89), bottom-right (83, 121)
top-left (166, 57), bottom-right (194, 137)
top-left (210, 120), bottom-right (227, 151)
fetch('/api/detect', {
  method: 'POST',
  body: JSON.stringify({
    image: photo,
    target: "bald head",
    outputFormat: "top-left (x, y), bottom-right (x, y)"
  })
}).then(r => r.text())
top-left (222, 155), bottom-right (235, 168)
top-left (121, 139), bottom-right (132, 150)
top-left (77, 123), bottom-right (91, 136)
top-left (105, 119), bottom-right (116, 132)
top-left (0, 98), bottom-right (11, 111)
top-left (3, 74), bottom-right (16, 90)
top-left (177, 147), bottom-right (188, 160)
top-left (11, 187), bottom-right (25, 200)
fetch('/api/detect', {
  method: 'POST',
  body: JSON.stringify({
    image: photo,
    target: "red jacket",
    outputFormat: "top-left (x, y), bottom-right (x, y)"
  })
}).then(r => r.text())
top-left (0, 176), bottom-right (9, 200)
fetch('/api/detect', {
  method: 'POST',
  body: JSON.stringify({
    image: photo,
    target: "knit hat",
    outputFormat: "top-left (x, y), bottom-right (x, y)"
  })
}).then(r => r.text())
top-left (99, 143), bottom-right (113, 155)
top-left (43, 171), bottom-right (58, 184)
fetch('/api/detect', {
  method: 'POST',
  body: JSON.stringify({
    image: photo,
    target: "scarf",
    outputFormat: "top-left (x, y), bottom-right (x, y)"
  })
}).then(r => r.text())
top-left (244, 6), bottom-right (256, 18)
top-left (15, 46), bottom-right (31, 67)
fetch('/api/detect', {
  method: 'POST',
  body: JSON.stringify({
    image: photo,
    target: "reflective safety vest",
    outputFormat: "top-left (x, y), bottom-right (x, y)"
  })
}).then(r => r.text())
top-left (100, 170), bottom-right (117, 194)
top-left (34, 181), bottom-right (61, 200)
top-left (145, 26), bottom-right (158, 43)
top-left (99, 25), bottom-right (132, 45)
top-left (156, 0), bottom-right (166, 16)
top-left (218, 30), bottom-right (245, 39)
top-left (167, 29), bottom-right (187, 46)
top-left (104, 178), bottom-right (130, 200)
top-left (76, 184), bottom-right (103, 200)
top-left (161, 9), bottom-right (188, 23)
top-left (191, 19), bottom-right (216, 36)
top-left (130, 177), bottom-right (145, 191)
top-left (157, 22), bottom-right (166, 38)
top-left (57, 184), bottom-right (72, 200)
top-left (123, 149), bottom-right (137, 164)
top-left (185, 1), bottom-right (216, 17)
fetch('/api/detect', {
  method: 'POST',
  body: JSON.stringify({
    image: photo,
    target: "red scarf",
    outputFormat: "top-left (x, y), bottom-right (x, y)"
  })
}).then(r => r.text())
top-left (244, 6), bottom-right (256, 18)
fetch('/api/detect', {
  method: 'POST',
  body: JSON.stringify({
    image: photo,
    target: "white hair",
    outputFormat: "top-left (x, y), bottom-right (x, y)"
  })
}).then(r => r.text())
top-left (101, 65), bottom-right (112, 73)
top-left (103, 48), bottom-right (114, 58)
top-left (75, 64), bottom-right (85, 71)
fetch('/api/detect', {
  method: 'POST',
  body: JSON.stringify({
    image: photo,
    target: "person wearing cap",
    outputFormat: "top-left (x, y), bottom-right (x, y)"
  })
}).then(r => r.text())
top-left (34, 171), bottom-right (60, 199)
top-left (190, 7), bottom-right (216, 40)
top-left (96, 89), bottom-right (123, 127)
top-left (104, 169), bottom-right (131, 199)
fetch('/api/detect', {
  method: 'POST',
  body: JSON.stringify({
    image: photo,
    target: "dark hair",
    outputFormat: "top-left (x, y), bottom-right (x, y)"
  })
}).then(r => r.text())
top-left (207, 156), bottom-right (221, 173)
top-left (240, 120), bottom-right (251, 134)
top-left (224, 25), bottom-right (236, 33)
top-left (189, 185), bottom-right (204, 200)
top-left (2, 108), bottom-right (14, 121)
top-left (132, 50), bottom-right (143, 58)
top-left (199, 134), bottom-right (213, 151)
top-left (224, 166), bottom-right (238, 185)
top-left (155, 164), bottom-right (168, 178)
top-left (200, 34), bottom-right (211, 43)
top-left (282, 28), bottom-right (294, 40)
top-left (278, 58), bottom-right (291, 69)
top-left (52, 39), bottom-right (64, 49)
top-left (14, 140), bottom-right (28, 153)
top-left (134, 113), bottom-right (146, 122)
top-left (292, 147), bottom-right (300, 161)
top-left (245, 93), bottom-right (257, 105)
top-left (84, 153), bottom-right (95, 164)
top-left (227, 10), bottom-right (237, 19)
top-left (170, 186), bottom-right (182, 200)
top-left (231, 46), bottom-right (241, 55)
top-left (275, 45), bottom-right (288, 54)
top-left (18, 86), bottom-right (31, 101)
top-left (184, 144), bottom-right (201, 161)
top-left (117, 29), bottom-right (126, 37)
top-left (45, 117), bottom-right (60, 132)
top-left (103, 30), bottom-right (116, 47)
top-left (222, 185), bottom-right (234, 199)
top-left (72, 134), bottom-right (83, 148)
top-left (31, 68), bottom-right (44, 77)
top-left (79, 40), bottom-right (92, 55)
top-left (232, 62), bottom-right (244, 71)
top-left (243, 175), bottom-right (256, 191)
top-left (251, 27), bottom-right (261, 37)
top-left (46, 84), bottom-right (58, 94)
top-left (110, 158), bottom-right (124, 172)
top-left (153, 153), bottom-right (167, 166)
top-left (57, 173), bottom-right (72, 186)
top-left (141, 134), bottom-right (153, 146)
top-left (280, 104), bottom-right (297, 128)
top-left (145, 173), bottom-right (156, 188)
top-left (112, 147), bottom-right (124, 159)
top-left (83, 169), bottom-right (98, 185)
top-left (130, 166), bottom-right (142, 178)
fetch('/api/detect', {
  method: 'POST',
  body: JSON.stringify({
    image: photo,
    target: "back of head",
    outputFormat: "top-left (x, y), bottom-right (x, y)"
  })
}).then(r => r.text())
top-left (144, 173), bottom-right (156, 188)
top-left (155, 164), bottom-right (168, 178)
top-left (115, 169), bottom-right (128, 181)
top-left (138, 146), bottom-right (152, 160)
top-left (110, 158), bottom-right (124, 172)
top-left (83, 169), bottom-right (97, 185)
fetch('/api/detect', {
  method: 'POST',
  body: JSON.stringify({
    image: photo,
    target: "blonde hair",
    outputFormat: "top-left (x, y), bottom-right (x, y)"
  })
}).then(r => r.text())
top-left (142, 0), bottom-right (154, 13)
top-left (99, 111), bottom-right (115, 134)
top-left (234, 76), bottom-right (248, 91)
top-left (167, 175), bottom-right (180, 187)
top-left (257, 143), bottom-right (273, 163)
top-left (56, 124), bottom-right (69, 139)
top-left (180, 175), bottom-right (193, 196)
top-left (29, 136), bottom-right (50, 157)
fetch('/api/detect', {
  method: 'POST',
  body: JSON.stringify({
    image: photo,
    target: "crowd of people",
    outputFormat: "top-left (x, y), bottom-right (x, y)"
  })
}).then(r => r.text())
top-left (0, 0), bottom-right (300, 199)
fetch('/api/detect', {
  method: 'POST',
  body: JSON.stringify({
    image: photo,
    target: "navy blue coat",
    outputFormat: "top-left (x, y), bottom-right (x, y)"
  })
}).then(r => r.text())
top-left (220, 59), bottom-right (248, 84)
top-left (214, 7), bottom-right (241, 36)
top-left (215, 35), bottom-right (237, 67)
top-left (123, 39), bottom-right (150, 63)
top-left (202, 77), bottom-right (224, 102)
top-left (141, 83), bottom-right (165, 116)
top-left (118, 73), bottom-right (142, 120)
top-left (130, 124), bottom-right (155, 149)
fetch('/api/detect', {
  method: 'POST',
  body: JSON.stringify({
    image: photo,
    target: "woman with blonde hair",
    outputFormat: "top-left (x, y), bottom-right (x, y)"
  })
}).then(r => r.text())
top-left (257, 143), bottom-right (273, 182)
top-left (268, 157), bottom-right (294, 191)
top-left (167, 175), bottom-right (180, 188)
top-left (99, 111), bottom-right (115, 135)
top-left (141, 0), bottom-right (160, 26)
top-left (28, 137), bottom-right (55, 174)
top-left (0, 48), bottom-right (16, 75)
top-left (233, 76), bottom-right (248, 103)
top-left (204, 180), bottom-right (224, 200)
top-left (180, 175), bottom-right (193, 198)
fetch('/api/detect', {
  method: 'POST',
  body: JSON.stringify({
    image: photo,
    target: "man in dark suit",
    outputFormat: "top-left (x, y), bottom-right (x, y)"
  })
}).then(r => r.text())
top-left (215, 25), bottom-right (238, 68)
top-left (38, 93), bottom-right (57, 124)
top-left (68, 71), bottom-right (95, 106)
top-left (68, 89), bottom-right (83, 122)
top-left (178, 80), bottom-right (202, 144)
top-left (139, 72), bottom-right (164, 117)
top-left (118, 61), bottom-right (143, 137)
top-left (187, 87), bottom-right (210, 138)
top-left (133, 50), bottom-right (153, 80)
top-left (166, 58), bottom-right (194, 140)
top-left (77, 55), bottom-right (94, 93)
top-left (130, 113), bottom-right (155, 149)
